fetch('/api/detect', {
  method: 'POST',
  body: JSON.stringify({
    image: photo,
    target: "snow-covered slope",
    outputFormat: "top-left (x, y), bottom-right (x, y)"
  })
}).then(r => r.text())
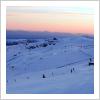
top-left (6, 36), bottom-right (94, 94)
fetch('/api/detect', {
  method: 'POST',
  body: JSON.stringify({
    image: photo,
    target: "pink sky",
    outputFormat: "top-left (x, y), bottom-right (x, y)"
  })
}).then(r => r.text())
top-left (7, 7), bottom-right (94, 35)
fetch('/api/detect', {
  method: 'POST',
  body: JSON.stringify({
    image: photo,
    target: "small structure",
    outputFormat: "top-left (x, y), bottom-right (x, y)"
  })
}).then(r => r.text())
top-left (89, 62), bottom-right (94, 66)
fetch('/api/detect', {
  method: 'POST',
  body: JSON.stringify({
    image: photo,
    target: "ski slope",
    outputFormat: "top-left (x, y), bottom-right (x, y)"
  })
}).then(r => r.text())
top-left (6, 36), bottom-right (94, 94)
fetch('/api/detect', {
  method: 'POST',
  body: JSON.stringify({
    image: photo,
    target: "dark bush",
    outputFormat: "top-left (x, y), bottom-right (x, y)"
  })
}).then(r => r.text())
top-left (53, 37), bottom-right (57, 40)
top-left (6, 42), bottom-right (18, 46)
top-left (27, 46), bottom-right (36, 49)
top-left (13, 54), bottom-right (17, 56)
top-left (42, 43), bottom-right (48, 47)
top-left (53, 43), bottom-right (55, 45)
top-left (27, 40), bottom-right (32, 43)
top-left (26, 39), bottom-right (37, 43)
top-left (36, 45), bottom-right (39, 48)
top-left (40, 57), bottom-right (43, 60)
top-left (11, 66), bottom-right (14, 69)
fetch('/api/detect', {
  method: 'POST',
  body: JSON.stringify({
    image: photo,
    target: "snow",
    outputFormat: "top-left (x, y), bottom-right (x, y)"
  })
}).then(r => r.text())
top-left (6, 35), bottom-right (94, 94)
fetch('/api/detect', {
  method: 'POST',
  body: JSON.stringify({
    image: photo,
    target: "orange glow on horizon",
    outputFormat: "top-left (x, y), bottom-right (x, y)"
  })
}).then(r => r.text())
top-left (7, 12), bottom-right (94, 34)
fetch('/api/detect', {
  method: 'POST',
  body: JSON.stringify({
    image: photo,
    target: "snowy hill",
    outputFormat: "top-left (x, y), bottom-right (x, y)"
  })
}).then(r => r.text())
top-left (6, 36), bottom-right (94, 94)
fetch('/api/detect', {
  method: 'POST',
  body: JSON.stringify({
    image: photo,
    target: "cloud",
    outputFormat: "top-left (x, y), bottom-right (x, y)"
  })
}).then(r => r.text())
top-left (7, 6), bottom-right (94, 15)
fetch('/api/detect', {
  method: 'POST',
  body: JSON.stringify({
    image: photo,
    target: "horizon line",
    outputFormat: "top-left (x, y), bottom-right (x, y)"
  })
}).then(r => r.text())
top-left (6, 30), bottom-right (94, 36)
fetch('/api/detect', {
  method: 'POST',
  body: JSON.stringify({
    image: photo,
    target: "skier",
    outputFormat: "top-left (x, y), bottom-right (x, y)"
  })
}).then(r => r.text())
top-left (43, 74), bottom-right (46, 78)
top-left (70, 69), bottom-right (73, 73)
top-left (89, 58), bottom-right (92, 62)
top-left (73, 68), bottom-right (75, 71)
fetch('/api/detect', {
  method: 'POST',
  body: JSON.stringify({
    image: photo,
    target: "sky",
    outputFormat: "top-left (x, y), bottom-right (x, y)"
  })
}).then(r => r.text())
top-left (6, 6), bottom-right (94, 36)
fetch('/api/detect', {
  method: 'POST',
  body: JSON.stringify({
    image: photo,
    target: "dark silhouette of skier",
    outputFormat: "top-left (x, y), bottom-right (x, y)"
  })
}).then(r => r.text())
top-left (70, 69), bottom-right (73, 73)
top-left (43, 74), bottom-right (46, 78)
top-left (88, 58), bottom-right (94, 66)
top-left (73, 68), bottom-right (75, 71)
top-left (89, 58), bottom-right (92, 62)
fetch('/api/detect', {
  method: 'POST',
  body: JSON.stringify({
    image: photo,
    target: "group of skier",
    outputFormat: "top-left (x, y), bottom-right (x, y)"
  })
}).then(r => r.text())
top-left (42, 67), bottom-right (75, 78)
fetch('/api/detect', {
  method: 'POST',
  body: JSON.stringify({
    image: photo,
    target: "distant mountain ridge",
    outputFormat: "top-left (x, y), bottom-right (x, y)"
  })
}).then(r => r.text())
top-left (6, 30), bottom-right (94, 39)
